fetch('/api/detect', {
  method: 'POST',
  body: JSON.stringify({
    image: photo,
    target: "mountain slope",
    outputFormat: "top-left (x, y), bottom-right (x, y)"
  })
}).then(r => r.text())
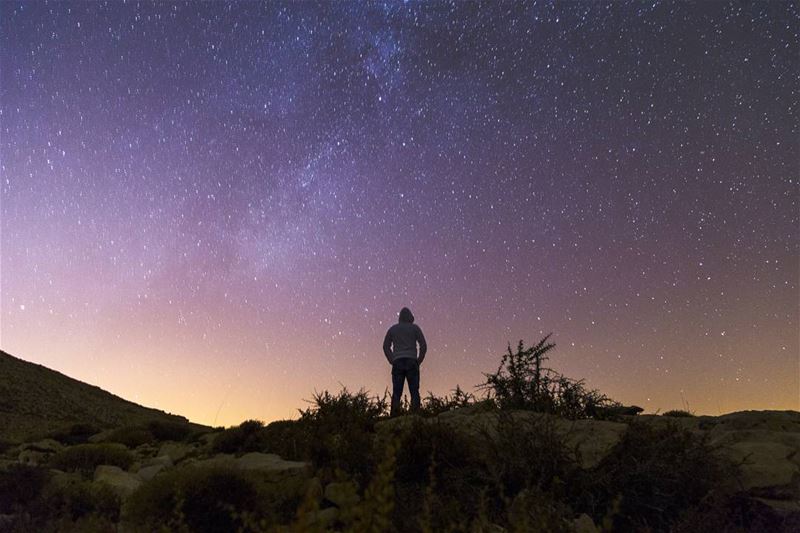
top-left (0, 350), bottom-right (200, 443)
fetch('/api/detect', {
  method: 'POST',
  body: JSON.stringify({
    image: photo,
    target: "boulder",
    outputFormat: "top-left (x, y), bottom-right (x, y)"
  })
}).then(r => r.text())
top-left (304, 507), bottom-right (339, 528)
top-left (236, 452), bottom-right (307, 474)
top-left (23, 438), bottom-right (63, 453)
top-left (18, 449), bottom-right (48, 466)
top-left (157, 442), bottom-right (194, 463)
top-left (88, 429), bottom-right (115, 443)
top-left (572, 513), bottom-right (599, 533)
top-left (48, 469), bottom-right (81, 490)
top-left (713, 411), bottom-right (800, 433)
top-left (195, 431), bottom-right (218, 451)
top-left (143, 455), bottom-right (173, 468)
top-left (137, 463), bottom-right (166, 481)
top-left (94, 465), bottom-right (142, 499)
top-left (324, 481), bottom-right (360, 508)
top-left (557, 419), bottom-right (628, 469)
top-left (722, 441), bottom-right (799, 490)
top-left (0, 514), bottom-right (14, 530)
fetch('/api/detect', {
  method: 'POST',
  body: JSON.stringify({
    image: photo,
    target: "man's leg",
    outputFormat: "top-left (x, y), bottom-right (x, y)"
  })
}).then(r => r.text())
top-left (407, 359), bottom-right (421, 412)
top-left (390, 362), bottom-right (406, 416)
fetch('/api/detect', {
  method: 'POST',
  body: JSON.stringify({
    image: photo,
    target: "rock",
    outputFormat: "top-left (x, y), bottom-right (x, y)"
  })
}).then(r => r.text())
top-left (324, 481), bottom-right (360, 508)
top-left (137, 463), bottom-right (166, 481)
top-left (305, 477), bottom-right (323, 500)
top-left (195, 432), bottom-right (218, 450)
top-left (49, 470), bottom-right (81, 490)
top-left (133, 443), bottom-right (160, 458)
top-left (572, 513), bottom-right (599, 533)
top-left (94, 465), bottom-right (142, 499)
top-left (192, 453), bottom-right (235, 469)
top-left (557, 419), bottom-right (628, 469)
top-left (0, 514), bottom-right (14, 529)
top-left (17, 438), bottom-right (64, 465)
top-left (143, 455), bottom-right (173, 468)
top-left (236, 452), bottom-right (307, 474)
top-left (88, 429), bottom-right (115, 443)
top-left (722, 441), bottom-right (799, 489)
top-left (23, 439), bottom-right (63, 453)
top-left (753, 497), bottom-right (800, 515)
top-left (18, 449), bottom-right (48, 466)
top-left (306, 507), bottom-right (339, 528)
top-left (713, 411), bottom-right (800, 433)
top-left (158, 442), bottom-right (194, 463)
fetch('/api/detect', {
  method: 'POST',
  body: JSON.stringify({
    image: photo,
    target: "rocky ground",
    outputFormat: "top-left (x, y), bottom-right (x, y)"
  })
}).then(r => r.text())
top-left (1, 409), bottom-right (798, 532)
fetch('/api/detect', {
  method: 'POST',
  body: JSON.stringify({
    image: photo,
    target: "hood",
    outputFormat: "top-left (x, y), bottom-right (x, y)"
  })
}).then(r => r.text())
top-left (398, 307), bottom-right (414, 323)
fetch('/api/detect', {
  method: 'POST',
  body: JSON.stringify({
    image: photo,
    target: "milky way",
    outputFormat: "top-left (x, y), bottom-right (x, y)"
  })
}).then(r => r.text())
top-left (1, 1), bottom-right (797, 425)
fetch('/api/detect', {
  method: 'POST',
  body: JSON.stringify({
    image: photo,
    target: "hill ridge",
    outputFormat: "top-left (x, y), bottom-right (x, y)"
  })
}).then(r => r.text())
top-left (0, 349), bottom-right (201, 443)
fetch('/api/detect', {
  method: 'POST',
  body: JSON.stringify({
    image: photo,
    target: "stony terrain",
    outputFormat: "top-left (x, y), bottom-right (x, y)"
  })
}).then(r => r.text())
top-left (1, 351), bottom-right (797, 531)
top-left (383, 408), bottom-right (800, 518)
top-left (1, 408), bottom-right (797, 532)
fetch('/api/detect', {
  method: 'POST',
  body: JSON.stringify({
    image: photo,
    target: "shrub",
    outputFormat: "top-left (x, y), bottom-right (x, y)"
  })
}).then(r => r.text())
top-left (420, 385), bottom-right (477, 416)
top-left (299, 388), bottom-right (387, 483)
top-left (147, 420), bottom-right (194, 442)
top-left (49, 443), bottom-right (134, 474)
top-left (479, 412), bottom-right (578, 500)
top-left (394, 417), bottom-right (476, 485)
top-left (0, 465), bottom-right (119, 532)
top-left (505, 487), bottom-right (573, 532)
top-left (124, 465), bottom-right (301, 532)
top-left (391, 418), bottom-right (486, 531)
top-left (0, 463), bottom-right (50, 513)
top-left (585, 420), bottom-right (737, 531)
top-left (50, 423), bottom-right (102, 446)
top-left (260, 419), bottom-right (310, 460)
top-left (299, 388), bottom-right (388, 426)
top-left (43, 477), bottom-right (121, 524)
top-left (480, 335), bottom-right (617, 419)
top-left (105, 425), bottom-right (155, 448)
top-left (672, 491), bottom-right (795, 532)
top-left (663, 409), bottom-right (695, 417)
top-left (212, 419), bottom-right (266, 454)
top-left (0, 439), bottom-right (13, 455)
top-left (212, 418), bottom-right (312, 460)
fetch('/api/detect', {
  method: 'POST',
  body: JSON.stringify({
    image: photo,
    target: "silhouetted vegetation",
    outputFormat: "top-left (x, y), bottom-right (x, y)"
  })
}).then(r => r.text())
top-left (299, 388), bottom-right (388, 484)
top-left (2, 336), bottom-right (792, 532)
top-left (212, 419), bottom-right (268, 454)
top-left (105, 425), bottom-right (154, 448)
top-left (580, 421), bottom-right (738, 531)
top-left (480, 334), bottom-right (619, 418)
top-left (0, 464), bottom-right (50, 514)
top-left (146, 419), bottom-right (195, 442)
top-left (418, 385), bottom-right (478, 416)
top-left (124, 465), bottom-right (301, 533)
top-left (0, 463), bottom-right (121, 532)
top-left (49, 443), bottom-right (134, 474)
top-left (49, 423), bottom-right (102, 446)
top-left (663, 409), bottom-right (696, 417)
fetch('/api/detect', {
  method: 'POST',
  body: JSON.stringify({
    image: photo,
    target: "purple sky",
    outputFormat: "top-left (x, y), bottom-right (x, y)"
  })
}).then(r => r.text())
top-left (1, 1), bottom-right (797, 426)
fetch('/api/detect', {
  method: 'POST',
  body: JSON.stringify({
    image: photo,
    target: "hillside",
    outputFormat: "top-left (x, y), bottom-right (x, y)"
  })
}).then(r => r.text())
top-left (0, 350), bottom-right (201, 443)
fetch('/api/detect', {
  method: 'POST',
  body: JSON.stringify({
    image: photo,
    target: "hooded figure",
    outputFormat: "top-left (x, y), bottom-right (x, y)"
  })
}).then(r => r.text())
top-left (383, 307), bottom-right (427, 415)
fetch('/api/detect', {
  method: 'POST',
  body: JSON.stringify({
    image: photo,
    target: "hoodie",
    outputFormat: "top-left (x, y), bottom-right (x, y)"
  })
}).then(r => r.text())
top-left (383, 307), bottom-right (428, 364)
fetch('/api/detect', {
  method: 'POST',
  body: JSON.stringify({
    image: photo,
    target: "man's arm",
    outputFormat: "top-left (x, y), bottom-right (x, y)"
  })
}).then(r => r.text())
top-left (416, 326), bottom-right (427, 364)
top-left (383, 330), bottom-right (393, 363)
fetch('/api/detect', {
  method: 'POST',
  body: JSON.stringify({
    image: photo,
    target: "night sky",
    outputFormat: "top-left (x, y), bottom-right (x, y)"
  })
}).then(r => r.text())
top-left (1, 1), bottom-right (797, 427)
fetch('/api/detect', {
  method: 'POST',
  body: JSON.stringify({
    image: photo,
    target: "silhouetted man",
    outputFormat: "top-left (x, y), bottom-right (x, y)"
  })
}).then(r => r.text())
top-left (383, 307), bottom-right (427, 416)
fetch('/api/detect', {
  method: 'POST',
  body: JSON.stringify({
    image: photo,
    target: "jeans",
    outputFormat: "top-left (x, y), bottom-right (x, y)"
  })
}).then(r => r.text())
top-left (391, 358), bottom-right (420, 415)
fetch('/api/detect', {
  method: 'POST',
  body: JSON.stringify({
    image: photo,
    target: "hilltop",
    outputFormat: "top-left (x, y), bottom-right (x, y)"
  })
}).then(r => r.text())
top-left (0, 340), bottom-right (797, 532)
top-left (0, 350), bottom-right (204, 443)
